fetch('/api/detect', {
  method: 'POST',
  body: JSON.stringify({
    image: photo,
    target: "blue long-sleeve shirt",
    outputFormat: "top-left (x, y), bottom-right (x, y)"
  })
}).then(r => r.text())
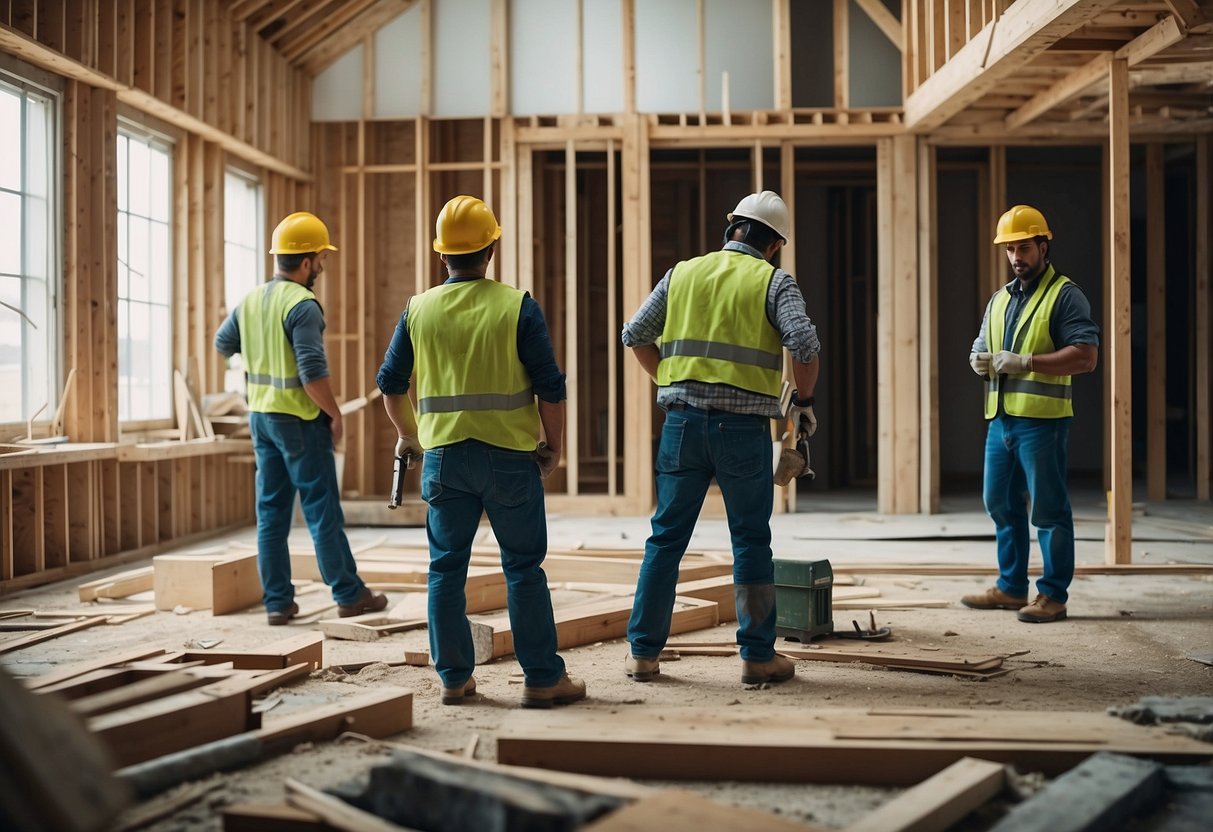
top-left (972, 265), bottom-right (1100, 354)
top-left (376, 276), bottom-right (566, 402)
top-left (214, 280), bottom-right (330, 384)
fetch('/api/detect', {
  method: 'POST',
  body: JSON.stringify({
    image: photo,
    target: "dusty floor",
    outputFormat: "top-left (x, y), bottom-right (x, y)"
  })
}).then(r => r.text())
top-left (2, 494), bottom-right (1211, 830)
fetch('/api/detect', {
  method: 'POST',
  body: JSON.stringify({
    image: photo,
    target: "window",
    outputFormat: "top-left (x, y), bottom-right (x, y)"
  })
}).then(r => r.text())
top-left (0, 74), bottom-right (57, 425)
top-left (223, 169), bottom-right (263, 393)
top-left (116, 125), bottom-right (173, 422)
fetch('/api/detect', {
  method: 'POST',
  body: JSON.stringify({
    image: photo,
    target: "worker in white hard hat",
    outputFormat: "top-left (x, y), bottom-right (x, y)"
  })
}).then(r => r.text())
top-left (964, 205), bottom-right (1099, 623)
top-left (215, 211), bottom-right (387, 626)
top-left (621, 190), bottom-right (821, 687)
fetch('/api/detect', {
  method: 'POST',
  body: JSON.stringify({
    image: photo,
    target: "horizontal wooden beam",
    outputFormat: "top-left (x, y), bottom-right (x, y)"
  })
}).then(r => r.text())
top-left (0, 23), bottom-right (311, 182)
top-left (904, 0), bottom-right (1122, 131)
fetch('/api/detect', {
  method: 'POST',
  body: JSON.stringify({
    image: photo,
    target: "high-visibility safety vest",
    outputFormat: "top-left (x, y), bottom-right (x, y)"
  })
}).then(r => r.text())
top-left (238, 279), bottom-right (321, 419)
top-left (408, 279), bottom-right (539, 452)
top-left (984, 265), bottom-right (1074, 419)
top-left (657, 250), bottom-right (783, 398)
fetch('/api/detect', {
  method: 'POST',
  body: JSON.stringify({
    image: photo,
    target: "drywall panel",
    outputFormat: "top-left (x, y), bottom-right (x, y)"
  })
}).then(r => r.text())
top-left (433, 0), bottom-right (491, 116)
top-left (313, 46), bottom-right (365, 122)
top-left (848, 0), bottom-right (900, 107)
top-left (374, 6), bottom-right (423, 118)
top-left (511, 0), bottom-right (578, 115)
top-left (705, 0), bottom-right (773, 111)
top-left (635, 0), bottom-right (698, 113)
top-left (583, 0), bottom-right (624, 113)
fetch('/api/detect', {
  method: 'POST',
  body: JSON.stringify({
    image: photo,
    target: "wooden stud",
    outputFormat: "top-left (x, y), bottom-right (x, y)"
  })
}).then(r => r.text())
top-left (621, 0), bottom-right (635, 115)
top-left (918, 139), bottom-right (939, 514)
top-left (1105, 57), bottom-right (1131, 565)
top-left (833, 0), bottom-right (849, 110)
top-left (606, 138), bottom-right (618, 497)
top-left (1145, 143), bottom-right (1166, 502)
top-left (773, 0), bottom-right (791, 111)
top-left (490, 0), bottom-right (507, 116)
top-left (565, 140), bottom-right (579, 495)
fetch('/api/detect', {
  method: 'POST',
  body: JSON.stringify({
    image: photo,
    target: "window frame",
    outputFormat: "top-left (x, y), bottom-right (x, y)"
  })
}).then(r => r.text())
top-left (0, 56), bottom-right (63, 434)
top-left (222, 164), bottom-right (265, 395)
top-left (115, 117), bottom-right (176, 430)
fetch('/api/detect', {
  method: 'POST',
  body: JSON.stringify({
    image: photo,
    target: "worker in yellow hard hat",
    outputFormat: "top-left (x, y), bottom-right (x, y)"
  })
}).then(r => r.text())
top-left (621, 190), bottom-right (821, 687)
top-left (377, 195), bottom-right (586, 709)
top-left (965, 205), bottom-right (1100, 623)
top-left (215, 211), bottom-right (386, 626)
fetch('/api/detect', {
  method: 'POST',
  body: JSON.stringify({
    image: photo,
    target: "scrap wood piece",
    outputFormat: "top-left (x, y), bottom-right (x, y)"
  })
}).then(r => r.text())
top-left (178, 632), bottom-right (324, 671)
top-left (285, 779), bottom-right (406, 832)
top-left (35, 604), bottom-right (156, 618)
top-left (583, 789), bottom-right (822, 832)
top-left (319, 615), bottom-right (426, 642)
top-left (0, 615), bottom-right (106, 654)
top-left (0, 619), bottom-right (76, 632)
top-left (152, 552), bottom-right (261, 614)
top-left (22, 647), bottom-right (171, 690)
top-left (69, 668), bottom-right (220, 718)
top-left (497, 707), bottom-right (1213, 785)
top-left (255, 687), bottom-right (414, 750)
top-left (0, 608), bottom-right (34, 619)
top-left (78, 566), bottom-right (154, 602)
top-left (778, 641), bottom-right (1005, 672)
top-left (844, 757), bottom-right (1006, 832)
top-left (469, 595), bottom-right (718, 664)
top-left (112, 780), bottom-right (222, 832)
top-left (833, 599), bottom-right (949, 609)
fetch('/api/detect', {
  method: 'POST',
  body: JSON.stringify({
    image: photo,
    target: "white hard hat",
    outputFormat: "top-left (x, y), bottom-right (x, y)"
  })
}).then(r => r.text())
top-left (728, 190), bottom-right (790, 243)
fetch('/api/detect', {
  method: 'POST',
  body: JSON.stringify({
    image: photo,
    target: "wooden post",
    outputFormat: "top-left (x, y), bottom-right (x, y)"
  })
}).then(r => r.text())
top-left (778, 141), bottom-right (797, 515)
top-left (773, 0), bottom-right (791, 112)
top-left (1145, 143), bottom-right (1166, 502)
top-left (986, 145), bottom-right (1006, 300)
top-left (621, 0), bottom-right (635, 115)
top-left (564, 140), bottom-right (580, 495)
top-left (918, 139), bottom-right (939, 514)
top-left (621, 113), bottom-right (652, 510)
top-left (833, 0), bottom-right (849, 110)
top-left (607, 138), bottom-right (618, 497)
top-left (1105, 58), bottom-right (1132, 565)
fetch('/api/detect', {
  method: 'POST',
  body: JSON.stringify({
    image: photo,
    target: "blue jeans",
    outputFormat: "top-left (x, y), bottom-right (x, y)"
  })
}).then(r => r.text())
top-left (983, 415), bottom-right (1075, 603)
top-left (628, 405), bottom-right (776, 662)
top-left (421, 440), bottom-right (564, 689)
top-left (250, 412), bottom-right (366, 612)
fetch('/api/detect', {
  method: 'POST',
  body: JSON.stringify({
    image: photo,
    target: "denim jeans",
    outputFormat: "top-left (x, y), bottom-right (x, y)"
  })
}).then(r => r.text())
top-left (250, 412), bottom-right (366, 612)
top-left (421, 440), bottom-right (565, 689)
top-left (983, 415), bottom-right (1075, 603)
top-left (628, 405), bottom-right (776, 662)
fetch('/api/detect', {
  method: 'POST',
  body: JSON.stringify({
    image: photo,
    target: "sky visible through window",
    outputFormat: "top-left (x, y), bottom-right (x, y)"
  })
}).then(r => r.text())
top-left (223, 169), bottom-right (263, 394)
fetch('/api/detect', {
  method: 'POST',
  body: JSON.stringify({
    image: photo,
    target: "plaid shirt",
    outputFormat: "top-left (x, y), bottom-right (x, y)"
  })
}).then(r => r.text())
top-left (621, 242), bottom-right (820, 418)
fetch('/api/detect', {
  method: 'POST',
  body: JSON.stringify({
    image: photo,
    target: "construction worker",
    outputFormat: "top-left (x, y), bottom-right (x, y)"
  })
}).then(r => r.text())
top-left (215, 212), bottom-right (387, 626)
top-left (965, 205), bottom-right (1099, 623)
top-left (622, 190), bottom-right (821, 685)
top-left (377, 195), bottom-right (585, 709)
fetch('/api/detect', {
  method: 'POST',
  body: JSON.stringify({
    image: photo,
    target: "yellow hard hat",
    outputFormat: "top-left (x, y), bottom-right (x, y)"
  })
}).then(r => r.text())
top-left (993, 205), bottom-right (1052, 245)
top-left (433, 195), bottom-right (502, 255)
top-left (269, 211), bottom-right (338, 254)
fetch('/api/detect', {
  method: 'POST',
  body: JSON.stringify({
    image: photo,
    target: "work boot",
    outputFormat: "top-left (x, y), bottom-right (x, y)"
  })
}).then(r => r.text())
top-left (520, 673), bottom-right (587, 709)
top-left (960, 586), bottom-right (1028, 610)
top-left (266, 602), bottom-right (299, 626)
top-left (337, 587), bottom-right (388, 618)
top-left (624, 653), bottom-right (660, 682)
top-left (741, 654), bottom-right (795, 685)
top-left (1017, 594), bottom-right (1067, 623)
top-left (441, 676), bottom-right (477, 705)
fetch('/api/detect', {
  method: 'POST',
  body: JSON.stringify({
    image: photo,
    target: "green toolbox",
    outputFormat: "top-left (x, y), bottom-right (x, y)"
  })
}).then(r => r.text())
top-left (773, 558), bottom-right (834, 642)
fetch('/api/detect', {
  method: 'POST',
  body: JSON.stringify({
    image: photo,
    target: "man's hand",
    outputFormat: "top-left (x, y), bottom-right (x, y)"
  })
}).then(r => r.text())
top-left (969, 352), bottom-right (992, 379)
top-left (991, 351), bottom-right (1033, 375)
top-left (788, 392), bottom-right (817, 438)
top-left (395, 435), bottom-right (423, 461)
top-left (534, 442), bottom-right (560, 479)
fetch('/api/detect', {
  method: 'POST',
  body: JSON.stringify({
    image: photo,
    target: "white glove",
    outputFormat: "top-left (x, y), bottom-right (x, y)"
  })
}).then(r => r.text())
top-left (991, 351), bottom-right (1033, 375)
top-left (969, 352), bottom-right (992, 379)
top-left (395, 435), bottom-right (423, 461)
top-left (534, 442), bottom-right (559, 479)
top-left (788, 392), bottom-right (817, 438)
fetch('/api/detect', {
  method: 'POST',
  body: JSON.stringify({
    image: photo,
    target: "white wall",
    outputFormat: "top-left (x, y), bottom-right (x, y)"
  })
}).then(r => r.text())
top-left (433, 0), bottom-right (492, 116)
top-left (374, 7), bottom-right (422, 118)
top-left (312, 46), bottom-right (364, 121)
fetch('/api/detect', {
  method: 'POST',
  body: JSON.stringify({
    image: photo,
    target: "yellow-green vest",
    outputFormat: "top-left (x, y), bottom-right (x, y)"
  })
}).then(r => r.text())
top-left (984, 265), bottom-right (1074, 419)
top-left (238, 279), bottom-right (320, 419)
top-left (408, 279), bottom-right (539, 451)
top-left (657, 250), bottom-right (783, 398)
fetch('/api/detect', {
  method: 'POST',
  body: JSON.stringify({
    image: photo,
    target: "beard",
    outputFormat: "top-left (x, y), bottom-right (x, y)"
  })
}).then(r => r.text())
top-left (305, 268), bottom-right (319, 290)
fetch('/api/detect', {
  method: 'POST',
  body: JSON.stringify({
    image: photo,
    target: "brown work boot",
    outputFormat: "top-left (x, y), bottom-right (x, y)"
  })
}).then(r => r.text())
top-left (961, 586), bottom-right (1028, 610)
top-left (441, 676), bottom-right (477, 705)
top-left (1017, 594), bottom-right (1067, 623)
top-left (521, 673), bottom-right (587, 709)
top-left (624, 653), bottom-right (660, 682)
top-left (337, 587), bottom-right (388, 618)
top-left (741, 654), bottom-right (795, 685)
top-left (266, 602), bottom-right (299, 626)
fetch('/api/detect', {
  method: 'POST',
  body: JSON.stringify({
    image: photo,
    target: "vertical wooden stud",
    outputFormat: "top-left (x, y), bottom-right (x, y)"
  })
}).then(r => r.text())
top-left (565, 140), bottom-right (580, 495)
top-left (1106, 58), bottom-right (1132, 565)
top-left (834, 0), bottom-right (849, 110)
top-left (918, 139), bottom-right (939, 514)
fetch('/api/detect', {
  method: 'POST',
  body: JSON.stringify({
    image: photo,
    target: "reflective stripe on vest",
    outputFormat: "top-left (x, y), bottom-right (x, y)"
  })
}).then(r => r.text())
top-left (983, 266), bottom-right (1074, 419)
top-left (656, 250), bottom-right (783, 398)
top-left (238, 280), bottom-right (320, 419)
top-left (409, 278), bottom-right (539, 452)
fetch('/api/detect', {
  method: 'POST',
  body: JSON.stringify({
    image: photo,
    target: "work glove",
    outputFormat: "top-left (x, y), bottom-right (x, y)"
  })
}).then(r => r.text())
top-left (969, 352), bottom-right (992, 379)
top-left (534, 442), bottom-right (559, 479)
top-left (991, 350), bottom-right (1033, 375)
top-left (788, 392), bottom-right (817, 438)
top-left (395, 435), bottom-right (423, 463)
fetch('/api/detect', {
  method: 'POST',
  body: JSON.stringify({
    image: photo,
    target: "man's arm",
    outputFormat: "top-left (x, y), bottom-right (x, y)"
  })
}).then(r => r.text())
top-left (791, 355), bottom-right (820, 400)
top-left (629, 344), bottom-right (661, 380)
top-left (303, 377), bottom-right (344, 444)
top-left (621, 271), bottom-right (671, 380)
top-left (538, 400), bottom-right (564, 457)
top-left (214, 309), bottom-right (241, 357)
top-left (287, 300), bottom-right (342, 442)
top-left (1031, 344), bottom-right (1098, 375)
top-left (382, 392), bottom-right (419, 441)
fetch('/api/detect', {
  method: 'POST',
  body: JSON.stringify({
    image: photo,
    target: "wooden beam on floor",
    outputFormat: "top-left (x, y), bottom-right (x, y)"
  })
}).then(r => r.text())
top-left (844, 757), bottom-right (1006, 832)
